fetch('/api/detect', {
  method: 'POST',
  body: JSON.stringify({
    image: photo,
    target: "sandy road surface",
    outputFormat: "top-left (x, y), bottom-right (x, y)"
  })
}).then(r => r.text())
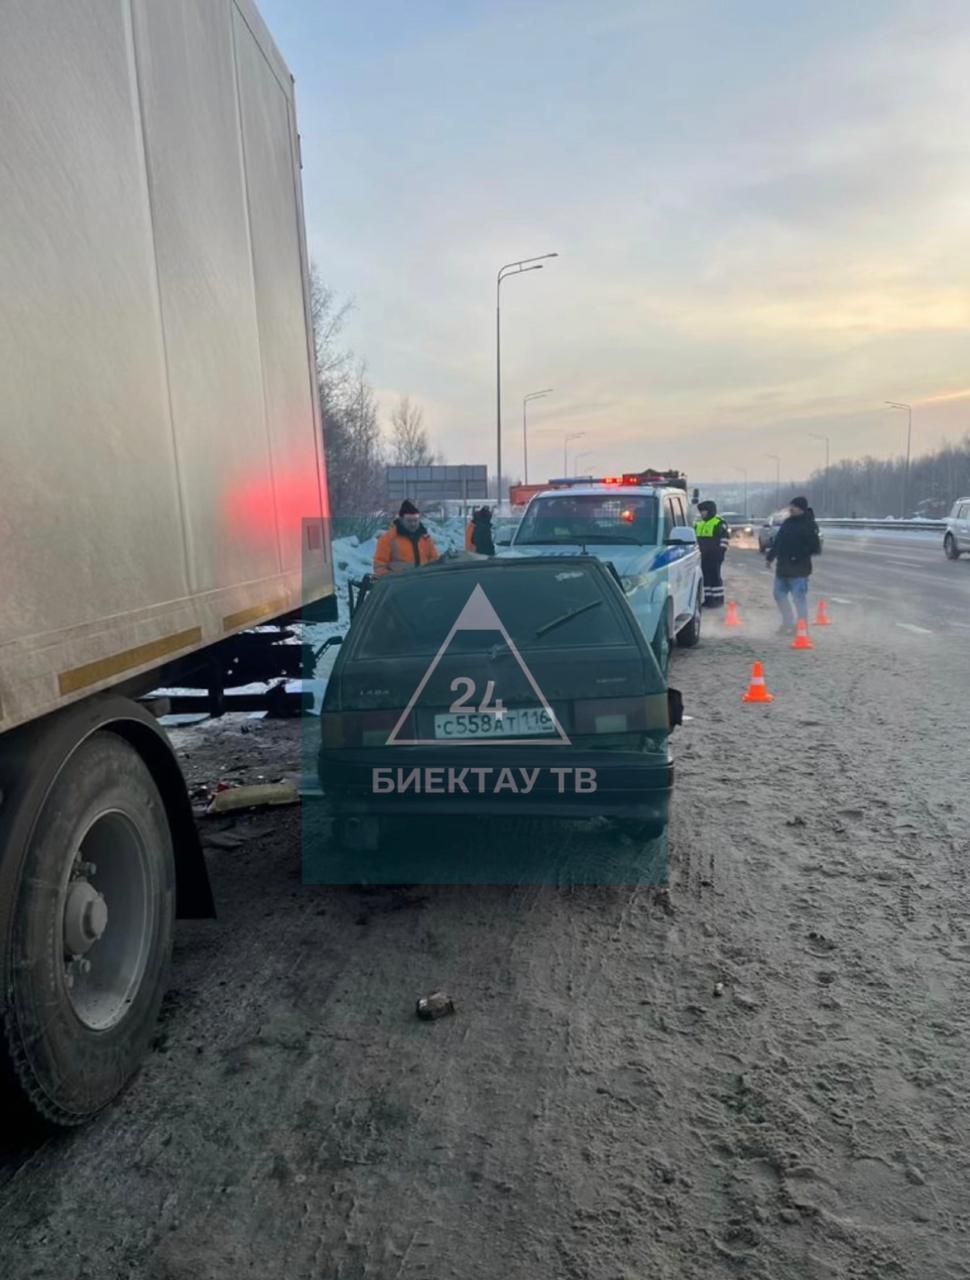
top-left (2, 547), bottom-right (969, 1279)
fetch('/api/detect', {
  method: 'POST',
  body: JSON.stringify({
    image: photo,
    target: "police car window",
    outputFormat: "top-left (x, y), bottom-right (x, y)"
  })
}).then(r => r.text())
top-left (662, 498), bottom-right (675, 537)
top-left (353, 567), bottom-right (635, 658)
top-left (672, 495), bottom-right (687, 526)
top-left (515, 494), bottom-right (659, 546)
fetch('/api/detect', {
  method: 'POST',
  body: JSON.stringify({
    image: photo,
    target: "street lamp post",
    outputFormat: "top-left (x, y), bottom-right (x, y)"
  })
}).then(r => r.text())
top-left (522, 388), bottom-right (553, 485)
top-left (808, 433), bottom-right (830, 514)
top-left (766, 454), bottom-right (781, 511)
top-left (563, 432), bottom-right (585, 475)
top-left (886, 401), bottom-right (912, 518)
top-left (573, 450), bottom-right (592, 476)
top-left (737, 465), bottom-right (752, 519)
top-left (496, 254), bottom-right (558, 503)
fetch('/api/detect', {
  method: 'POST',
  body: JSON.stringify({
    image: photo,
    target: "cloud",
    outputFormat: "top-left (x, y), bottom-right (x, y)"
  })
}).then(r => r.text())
top-left (268, 0), bottom-right (970, 480)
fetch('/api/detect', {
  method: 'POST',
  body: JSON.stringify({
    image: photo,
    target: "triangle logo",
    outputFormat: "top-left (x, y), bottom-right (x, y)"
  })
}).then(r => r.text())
top-left (386, 583), bottom-right (571, 746)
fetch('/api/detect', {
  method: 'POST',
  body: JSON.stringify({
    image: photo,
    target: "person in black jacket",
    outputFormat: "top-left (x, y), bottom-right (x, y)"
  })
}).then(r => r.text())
top-left (766, 496), bottom-right (821, 633)
top-left (469, 506), bottom-right (496, 557)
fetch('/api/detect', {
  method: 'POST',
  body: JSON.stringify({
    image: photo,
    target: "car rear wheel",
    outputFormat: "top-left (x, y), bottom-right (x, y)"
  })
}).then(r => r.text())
top-left (944, 533), bottom-right (961, 560)
top-left (335, 815), bottom-right (382, 854)
top-left (616, 817), bottom-right (667, 842)
top-left (677, 590), bottom-right (703, 648)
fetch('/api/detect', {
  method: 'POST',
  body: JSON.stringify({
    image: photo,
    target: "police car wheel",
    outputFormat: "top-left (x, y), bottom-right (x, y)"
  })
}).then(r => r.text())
top-left (677, 592), bottom-right (702, 648)
top-left (944, 534), bottom-right (961, 560)
top-left (652, 622), bottom-right (671, 675)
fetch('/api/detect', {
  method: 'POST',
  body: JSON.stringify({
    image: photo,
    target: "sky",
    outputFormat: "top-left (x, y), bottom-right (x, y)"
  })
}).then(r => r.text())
top-left (259, 0), bottom-right (970, 487)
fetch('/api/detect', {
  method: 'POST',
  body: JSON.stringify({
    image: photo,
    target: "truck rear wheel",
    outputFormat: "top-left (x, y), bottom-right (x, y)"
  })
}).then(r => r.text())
top-left (2, 732), bottom-right (175, 1126)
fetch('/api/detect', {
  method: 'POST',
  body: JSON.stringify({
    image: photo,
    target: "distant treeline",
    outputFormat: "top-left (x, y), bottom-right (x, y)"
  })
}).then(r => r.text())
top-left (808, 435), bottom-right (970, 518)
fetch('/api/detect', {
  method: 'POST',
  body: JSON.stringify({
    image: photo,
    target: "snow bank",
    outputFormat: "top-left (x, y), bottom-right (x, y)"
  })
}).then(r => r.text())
top-left (156, 518), bottom-right (472, 719)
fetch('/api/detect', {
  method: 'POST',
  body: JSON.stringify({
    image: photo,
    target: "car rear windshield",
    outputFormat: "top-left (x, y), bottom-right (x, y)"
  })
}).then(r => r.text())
top-left (514, 493), bottom-right (659, 546)
top-left (352, 565), bottom-right (636, 659)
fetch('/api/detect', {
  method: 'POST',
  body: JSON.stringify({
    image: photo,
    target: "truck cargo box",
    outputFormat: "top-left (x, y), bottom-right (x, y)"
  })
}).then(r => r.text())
top-left (0, 0), bottom-right (333, 735)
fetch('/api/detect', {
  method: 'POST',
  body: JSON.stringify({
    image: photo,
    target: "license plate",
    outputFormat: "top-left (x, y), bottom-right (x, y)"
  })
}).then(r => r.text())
top-left (433, 708), bottom-right (555, 739)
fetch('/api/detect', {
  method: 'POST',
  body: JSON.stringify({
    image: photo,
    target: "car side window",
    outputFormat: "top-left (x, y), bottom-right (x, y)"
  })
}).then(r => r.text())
top-left (672, 495), bottom-right (687, 526)
top-left (662, 498), bottom-right (675, 538)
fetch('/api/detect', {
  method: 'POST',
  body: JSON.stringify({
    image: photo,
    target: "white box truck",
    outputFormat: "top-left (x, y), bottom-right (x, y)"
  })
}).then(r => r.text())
top-left (0, 0), bottom-right (335, 1124)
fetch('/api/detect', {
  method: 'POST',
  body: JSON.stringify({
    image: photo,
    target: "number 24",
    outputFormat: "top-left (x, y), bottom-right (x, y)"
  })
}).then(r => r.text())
top-left (449, 677), bottom-right (505, 714)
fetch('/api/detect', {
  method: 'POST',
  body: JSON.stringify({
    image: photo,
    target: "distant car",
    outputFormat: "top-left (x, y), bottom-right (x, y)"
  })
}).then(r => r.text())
top-left (503, 479), bottom-right (704, 673)
top-left (758, 509), bottom-right (824, 556)
top-left (944, 498), bottom-right (970, 559)
top-left (720, 511), bottom-right (755, 539)
top-left (319, 556), bottom-right (679, 851)
top-left (758, 510), bottom-right (787, 554)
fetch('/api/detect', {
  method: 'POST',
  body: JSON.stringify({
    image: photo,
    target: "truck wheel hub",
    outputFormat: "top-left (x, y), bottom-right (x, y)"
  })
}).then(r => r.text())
top-left (64, 880), bottom-right (108, 955)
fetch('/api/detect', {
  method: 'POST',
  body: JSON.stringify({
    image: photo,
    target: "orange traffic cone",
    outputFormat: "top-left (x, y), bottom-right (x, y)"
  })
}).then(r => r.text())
top-left (791, 619), bottom-right (814, 650)
top-left (742, 661), bottom-right (774, 703)
top-left (724, 600), bottom-right (741, 627)
top-left (815, 599), bottom-right (832, 626)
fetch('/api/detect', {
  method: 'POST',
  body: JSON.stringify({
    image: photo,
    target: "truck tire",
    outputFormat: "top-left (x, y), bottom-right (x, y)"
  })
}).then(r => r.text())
top-left (1, 732), bottom-right (175, 1126)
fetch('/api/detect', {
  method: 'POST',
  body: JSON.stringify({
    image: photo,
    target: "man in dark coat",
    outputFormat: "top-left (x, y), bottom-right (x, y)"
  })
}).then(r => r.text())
top-left (469, 506), bottom-right (496, 557)
top-left (766, 495), bottom-right (822, 633)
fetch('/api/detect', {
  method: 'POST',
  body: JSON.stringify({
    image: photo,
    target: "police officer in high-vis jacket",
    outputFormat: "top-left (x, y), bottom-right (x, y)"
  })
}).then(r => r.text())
top-left (694, 499), bottom-right (730, 608)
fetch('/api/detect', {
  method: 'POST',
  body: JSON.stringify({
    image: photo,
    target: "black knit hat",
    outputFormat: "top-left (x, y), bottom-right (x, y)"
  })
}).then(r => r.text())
top-left (790, 496), bottom-right (808, 512)
top-left (399, 499), bottom-right (419, 516)
top-left (697, 500), bottom-right (716, 516)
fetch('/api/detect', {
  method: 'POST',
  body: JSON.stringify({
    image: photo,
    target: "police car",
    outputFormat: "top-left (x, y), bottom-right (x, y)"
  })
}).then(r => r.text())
top-left (499, 470), bottom-right (704, 671)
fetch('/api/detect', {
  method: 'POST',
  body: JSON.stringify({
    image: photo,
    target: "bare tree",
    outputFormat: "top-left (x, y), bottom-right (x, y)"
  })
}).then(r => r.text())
top-left (309, 267), bottom-right (354, 402)
top-left (390, 395), bottom-right (435, 466)
top-left (309, 264), bottom-right (385, 520)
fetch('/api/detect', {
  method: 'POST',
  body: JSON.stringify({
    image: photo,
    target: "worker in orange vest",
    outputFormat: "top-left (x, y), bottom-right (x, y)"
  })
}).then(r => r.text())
top-left (373, 500), bottom-right (439, 576)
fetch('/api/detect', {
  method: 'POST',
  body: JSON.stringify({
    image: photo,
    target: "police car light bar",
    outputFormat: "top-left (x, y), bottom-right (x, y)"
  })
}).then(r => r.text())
top-left (546, 469), bottom-right (688, 491)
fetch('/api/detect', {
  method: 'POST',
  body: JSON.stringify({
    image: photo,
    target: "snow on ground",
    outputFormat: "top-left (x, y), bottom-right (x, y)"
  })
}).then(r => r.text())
top-left (303, 514), bottom-right (469, 653)
top-left (156, 518), bottom-right (471, 719)
top-left (820, 526), bottom-right (943, 544)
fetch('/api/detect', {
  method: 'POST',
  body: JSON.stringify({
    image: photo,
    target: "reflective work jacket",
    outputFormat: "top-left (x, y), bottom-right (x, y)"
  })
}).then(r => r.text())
top-left (694, 515), bottom-right (728, 550)
top-left (464, 522), bottom-right (475, 551)
top-left (373, 521), bottom-right (439, 576)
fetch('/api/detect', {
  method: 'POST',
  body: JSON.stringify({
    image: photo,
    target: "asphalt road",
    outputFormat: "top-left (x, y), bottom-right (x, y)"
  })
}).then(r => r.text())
top-left (742, 527), bottom-right (970, 636)
top-left (2, 530), bottom-right (969, 1280)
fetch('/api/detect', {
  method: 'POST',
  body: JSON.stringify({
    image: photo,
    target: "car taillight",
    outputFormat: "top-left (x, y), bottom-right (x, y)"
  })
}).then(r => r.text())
top-left (572, 695), bottom-right (668, 734)
top-left (320, 710), bottom-right (401, 748)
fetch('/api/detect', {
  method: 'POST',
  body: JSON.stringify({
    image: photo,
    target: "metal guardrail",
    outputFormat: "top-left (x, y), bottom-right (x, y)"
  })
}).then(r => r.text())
top-left (815, 518), bottom-right (946, 531)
